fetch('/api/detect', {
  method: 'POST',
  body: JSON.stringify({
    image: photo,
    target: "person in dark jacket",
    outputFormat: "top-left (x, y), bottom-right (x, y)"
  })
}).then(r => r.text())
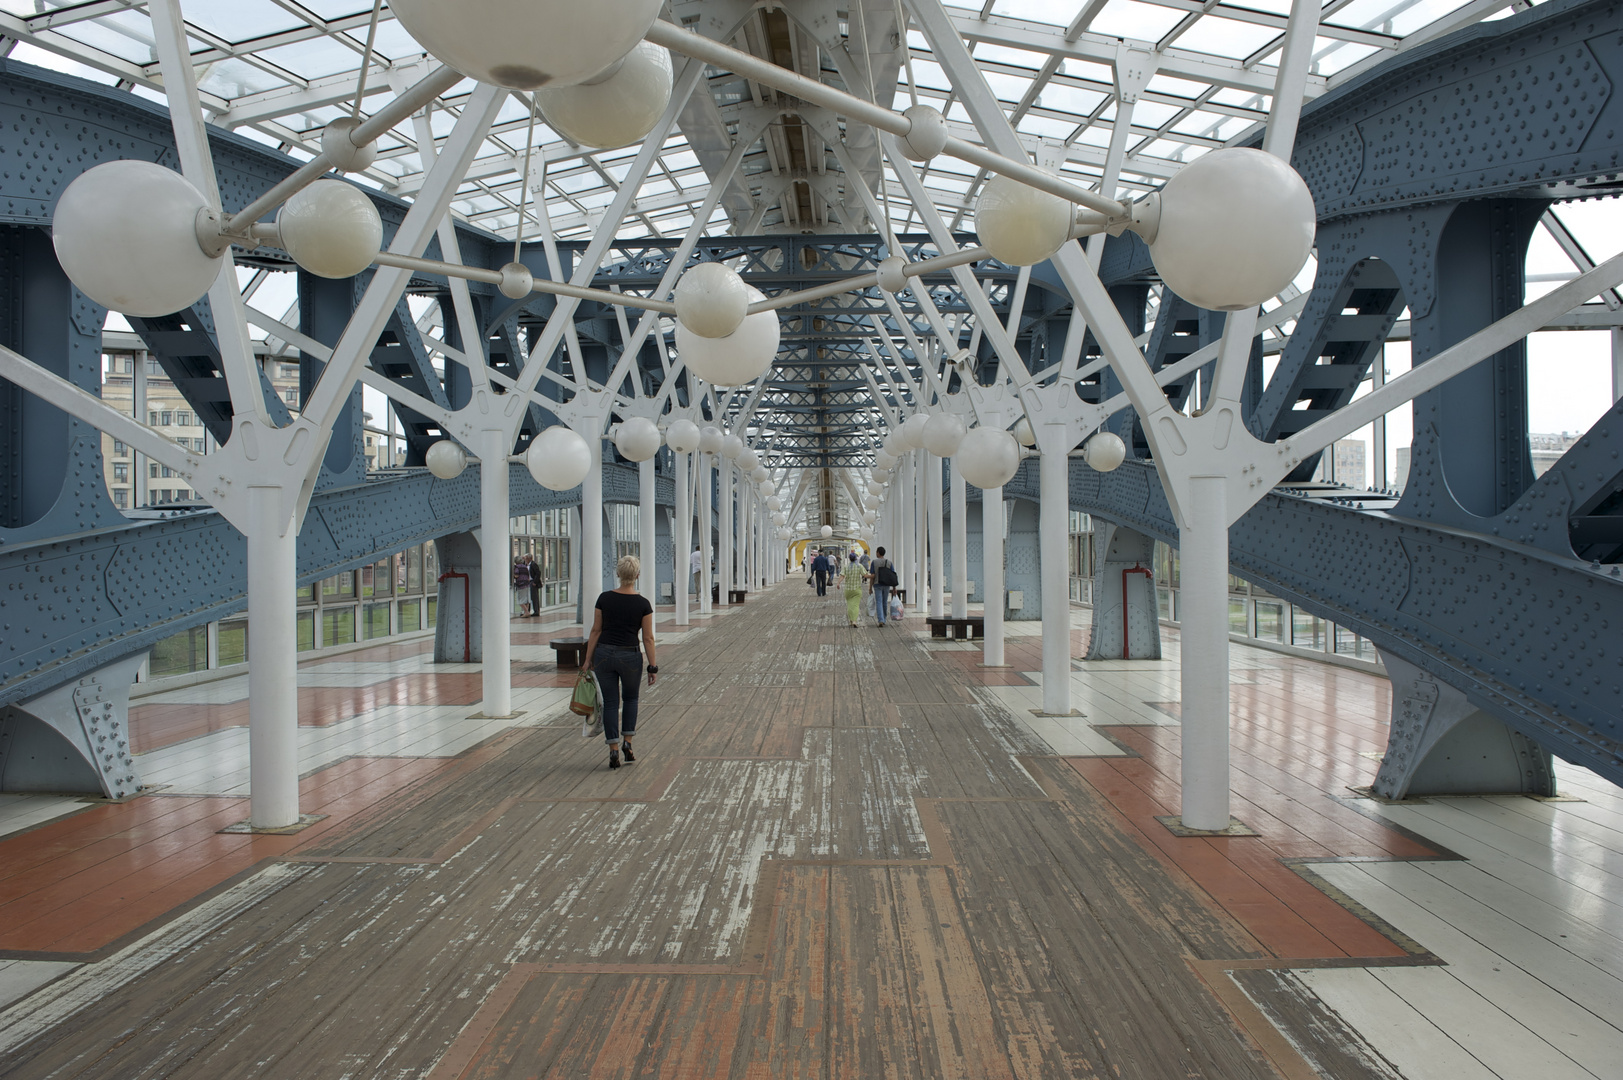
top-left (811, 550), bottom-right (831, 596)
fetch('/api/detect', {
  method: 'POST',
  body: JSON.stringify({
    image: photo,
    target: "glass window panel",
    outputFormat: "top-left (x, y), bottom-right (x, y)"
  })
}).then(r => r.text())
top-left (364, 602), bottom-right (392, 639)
top-left (406, 545), bottom-right (423, 592)
top-left (323, 607), bottom-right (356, 647)
top-left (1229, 598), bottom-right (1248, 634)
top-left (399, 598), bottom-right (422, 632)
top-left (373, 559), bottom-right (393, 597)
top-left (297, 609), bottom-right (315, 652)
top-left (217, 618), bottom-right (249, 666)
top-left (1255, 601), bottom-right (1285, 643)
top-left (149, 625), bottom-right (207, 678)
top-left (1291, 607), bottom-right (1326, 649)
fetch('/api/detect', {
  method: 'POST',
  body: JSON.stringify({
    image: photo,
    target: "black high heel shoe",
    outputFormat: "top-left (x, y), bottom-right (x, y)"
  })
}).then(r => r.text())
top-left (608, 747), bottom-right (620, 769)
top-left (621, 739), bottom-right (635, 763)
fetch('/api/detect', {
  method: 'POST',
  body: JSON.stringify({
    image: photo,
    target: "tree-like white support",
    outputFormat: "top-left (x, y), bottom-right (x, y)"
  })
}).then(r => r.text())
top-left (639, 458), bottom-right (656, 601)
top-left (927, 453), bottom-right (945, 619)
top-left (582, 438), bottom-right (605, 607)
top-left (718, 460), bottom-right (733, 603)
top-left (914, 453), bottom-right (928, 603)
top-left (674, 450), bottom-right (691, 625)
top-left (981, 484), bottom-right (1005, 667)
top-left (950, 463), bottom-right (968, 620)
top-left (1038, 423), bottom-right (1073, 716)
top-left (246, 485), bottom-right (298, 828)
top-left (1179, 475), bottom-right (1231, 830)
top-left (698, 452), bottom-right (713, 614)
top-left (479, 426), bottom-right (513, 718)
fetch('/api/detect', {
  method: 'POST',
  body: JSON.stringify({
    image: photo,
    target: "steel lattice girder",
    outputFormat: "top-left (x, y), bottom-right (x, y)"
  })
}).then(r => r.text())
top-left (1013, 459), bottom-right (1623, 787)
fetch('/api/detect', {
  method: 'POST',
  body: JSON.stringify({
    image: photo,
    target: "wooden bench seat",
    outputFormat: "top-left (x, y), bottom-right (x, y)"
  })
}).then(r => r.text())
top-left (549, 636), bottom-right (587, 668)
top-left (925, 615), bottom-right (985, 640)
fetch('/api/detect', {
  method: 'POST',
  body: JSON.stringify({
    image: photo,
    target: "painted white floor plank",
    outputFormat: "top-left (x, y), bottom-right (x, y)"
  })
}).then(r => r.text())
top-left (1294, 967), bottom-right (1501, 1080)
top-left (0, 961), bottom-right (80, 1011)
top-left (0, 795), bottom-right (84, 839)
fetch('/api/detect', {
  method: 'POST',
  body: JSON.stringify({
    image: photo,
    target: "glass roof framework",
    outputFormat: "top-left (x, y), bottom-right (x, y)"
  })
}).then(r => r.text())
top-left (0, 0), bottom-right (1590, 488)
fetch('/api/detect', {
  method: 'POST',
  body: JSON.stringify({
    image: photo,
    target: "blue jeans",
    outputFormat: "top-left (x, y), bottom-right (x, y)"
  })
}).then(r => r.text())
top-left (874, 584), bottom-right (890, 625)
top-left (592, 645), bottom-right (643, 745)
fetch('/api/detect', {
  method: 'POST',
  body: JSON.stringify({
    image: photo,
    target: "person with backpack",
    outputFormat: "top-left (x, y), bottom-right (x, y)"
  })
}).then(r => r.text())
top-left (512, 556), bottom-right (533, 617)
top-left (868, 546), bottom-right (898, 627)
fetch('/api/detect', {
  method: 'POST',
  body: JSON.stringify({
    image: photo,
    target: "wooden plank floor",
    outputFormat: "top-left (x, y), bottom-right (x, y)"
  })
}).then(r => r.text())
top-left (0, 582), bottom-right (1617, 1077)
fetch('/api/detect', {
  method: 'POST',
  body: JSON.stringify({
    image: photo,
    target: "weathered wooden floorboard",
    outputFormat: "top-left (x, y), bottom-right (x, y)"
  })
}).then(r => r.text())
top-left (0, 581), bottom-right (1375, 1079)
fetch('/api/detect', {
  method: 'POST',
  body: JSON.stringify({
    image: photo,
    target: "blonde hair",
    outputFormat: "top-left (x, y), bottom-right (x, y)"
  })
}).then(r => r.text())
top-left (617, 555), bottom-right (640, 584)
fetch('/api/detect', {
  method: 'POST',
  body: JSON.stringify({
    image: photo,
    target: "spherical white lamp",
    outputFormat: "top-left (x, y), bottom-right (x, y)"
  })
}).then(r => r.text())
top-left (321, 116), bottom-right (377, 173)
top-left (1147, 147), bottom-right (1316, 311)
top-left (766, 495), bottom-right (781, 511)
top-left (957, 427), bottom-right (1022, 488)
top-left (387, 0), bottom-right (662, 90)
top-left (52, 160), bottom-right (222, 317)
top-left (699, 425), bottom-right (723, 454)
top-left (1083, 431), bottom-right (1128, 473)
top-left (665, 418), bottom-right (701, 453)
top-left (1012, 417), bottom-right (1037, 448)
top-left (874, 450), bottom-right (897, 471)
top-left (751, 465), bottom-right (770, 483)
top-left (535, 41), bottom-right (672, 150)
top-left (820, 524), bottom-right (834, 539)
top-left (756, 479), bottom-right (773, 496)
top-left (901, 413), bottom-right (931, 450)
top-left (862, 510), bottom-right (877, 525)
top-left (922, 412), bottom-right (967, 457)
top-left (719, 434), bottom-right (744, 460)
top-left (975, 173), bottom-right (1072, 267)
top-left (867, 481), bottom-right (884, 498)
top-left (772, 511), bottom-right (786, 525)
top-left (613, 416), bottom-right (661, 461)
top-left (673, 261), bottom-right (749, 339)
top-left (882, 431), bottom-right (907, 457)
top-left (737, 447), bottom-right (759, 472)
top-left (276, 179), bottom-right (383, 279)
top-left (425, 439), bottom-right (468, 480)
top-left (525, 425), bottom-right (593, 490)
top-left (675, 285), bottom-right (779, 386)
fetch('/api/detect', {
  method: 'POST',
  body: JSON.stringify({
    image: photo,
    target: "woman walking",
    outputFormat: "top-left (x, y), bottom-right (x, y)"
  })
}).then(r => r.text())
top-left (582, 555), bottom-right (658, 769)
top-left (841, 551), bottom-right (866, 627)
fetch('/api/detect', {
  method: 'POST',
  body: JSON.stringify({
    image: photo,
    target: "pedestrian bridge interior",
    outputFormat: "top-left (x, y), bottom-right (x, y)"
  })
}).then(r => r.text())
top-left (0, 0), bottom-right (1619, 1077)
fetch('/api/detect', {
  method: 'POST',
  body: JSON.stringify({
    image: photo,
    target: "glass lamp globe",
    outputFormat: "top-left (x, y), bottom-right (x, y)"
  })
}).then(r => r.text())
top-left (387, 0), bottom-right (662, 90)
top-left (975, 173), bottom-right (1072, 267)
top-left (956, 427), bottom-right (1022, 488)
top-left (673, 261), bottom-right (748, 339)
top-left (612, 416), bottom-right (661, 462)
top-left (867, 481), bottom-right (884, 498)
top-left (737, 447), bottom-right (759, 472)
top-left (766, 496), bottom-right (781, 511)
top-left (900, 413), bottom-right (931, 450)
top-left (425, 439), bottom-right (468, 480)
top-left (665, 418), bottom-right (701, 453)
top-left (535, 41), bottom-right (672, 150)
top-left (675, 285), bottom-right (780, 386)
top-left (756, 479), bottom-right (773, 495)
top-left (276, 179), bottom-right (382, 279)
top-left (751, 465), bottom-right (770, 483)
top-left (525, 425), bottom-right (593, 490)
top-left (1083, 432), bottom-right (1128, 472)
top-left (862, 510), bottom-right (877, 525)
top-left (52, 160), bottom-right (222, 317)
top-left (882, 431), bottom-right (907, 457)
top-left (1012, 417), bottom-right (1037, 447)
top-left (699, 426), bottom-right (723, 454)
top-left (874, 450), bottom-right (897, 471)
top-left (719, 434), bottom-right (744, 460)
top-left (922, 413), bottom-right (967, 457)
top-left (820, 525), bottom-right (834, 539)
top-left (1147, 148), bottom-right (1315, 312)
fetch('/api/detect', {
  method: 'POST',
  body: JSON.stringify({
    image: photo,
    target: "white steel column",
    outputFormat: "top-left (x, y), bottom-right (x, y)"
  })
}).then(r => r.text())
top-left (674, 450), bottom-right (691, 625)
top-left (950, 462), bottom-right (968, 619)
top-left (479, 427), bottom-right (513, 717)
top-left (718, 460), bottom-right (733, 603)
top-left (1613, 327), bottom-right (1622, 402)
top-left (981, 484), bottom-right (1005, 666)
top-left (1179, 475), bottom-right (1231, 831)
top-left (698, 452), bottom-right (713, 614)
top-left (914, 453), bottom-right (928, 602)
top-left (927, 453), bottom-right (945, 618)
top-left (638, 458), bottom-right (656, 601)
top-left (582, 438), bottom-right (605, 607)
top-left (247, 485), bottom-right (299, 829)
top-left (1039, 427), bottom-right (1071, 716)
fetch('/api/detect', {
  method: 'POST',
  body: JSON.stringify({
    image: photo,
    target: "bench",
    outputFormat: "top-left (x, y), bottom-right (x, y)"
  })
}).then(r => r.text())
top-left (549, 636), bottom-right (587, 668)
top-left (728, 589), bottom-right (748, 604)
top-left (926, 616), bottom-right (985, 640)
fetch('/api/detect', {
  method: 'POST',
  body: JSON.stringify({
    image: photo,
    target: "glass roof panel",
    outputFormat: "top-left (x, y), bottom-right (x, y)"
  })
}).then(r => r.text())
top-left (1087, 1), bottom-right (1188, 42)
top-left (182, 0), bottom-right (306, 43)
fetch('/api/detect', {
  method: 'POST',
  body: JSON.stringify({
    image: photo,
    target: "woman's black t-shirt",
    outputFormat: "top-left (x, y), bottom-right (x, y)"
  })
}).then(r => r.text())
top-left (595, 590), bottom-right (653, 649)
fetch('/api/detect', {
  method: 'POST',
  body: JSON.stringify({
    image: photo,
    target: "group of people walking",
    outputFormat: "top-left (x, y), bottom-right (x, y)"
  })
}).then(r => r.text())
top-left (807, 546), bottom-right (899, 628)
